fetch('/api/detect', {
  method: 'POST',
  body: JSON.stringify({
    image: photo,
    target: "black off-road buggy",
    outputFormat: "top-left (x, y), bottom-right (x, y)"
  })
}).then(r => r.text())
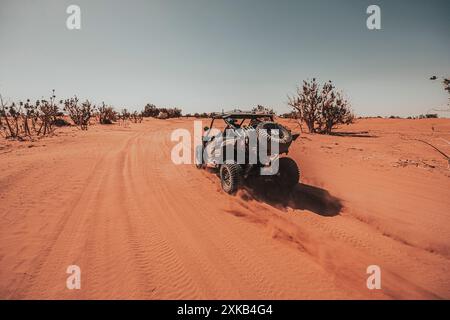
top-left (195, 111), bottom-right (300, 194)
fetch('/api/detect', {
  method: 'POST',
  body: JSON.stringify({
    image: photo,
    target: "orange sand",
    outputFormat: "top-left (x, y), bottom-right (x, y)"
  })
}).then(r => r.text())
top-left (1, 117), bottom-right (449, 299)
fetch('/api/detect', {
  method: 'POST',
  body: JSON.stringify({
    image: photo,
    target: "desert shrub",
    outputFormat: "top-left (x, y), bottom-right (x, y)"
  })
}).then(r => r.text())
top-left (157, 111), bottom-right (168, 119)
top-left (98, 102), bottom-right (117, 124)
top-left (193, 112), bottom-right (210, 118)
top-left (141, 103), bottom-right (182, 119)
top-left (158, 107), bottom-right (181, 118)
top-left (1, 91), bottom-right (60, 140)
top-left (316, 82), bottom-right (354, 134)
top-left (117, 108), bottom-right (130, 125)
top-left (52, 118), bottom-right (71, 127)
top-left (120, 108), bottom-right (130, 120)
top-left (430, 76), bottom-right (450, 95)
top-left (413, 114), bottom-right (438, 119)
top-left (288, 79), bottom-right (353, 134)
top-left (63, 97), bottom-right (94, 130)
top-left (115, 109), bottom-right (129, 127)
top-left (168, 107), bottom-right (182, 118)
top-left (0, 99), bottom-right (22, 139)
top-left (130, 111), bottom-right (143, 123)
top-left (280, 111), bottom-right (299, 119)
top-left (252, 105), bottom-right (275, 114)
top-left (35, 92), bottom-right (59, 135)
top-left (288, 79), bottom-right (321, 133)
top-left (158, 108), bottom-right (168, 116)
top-left (142, 103), bottom-right (159, 117)
top-left (430, 76), bottom-right (449, 112)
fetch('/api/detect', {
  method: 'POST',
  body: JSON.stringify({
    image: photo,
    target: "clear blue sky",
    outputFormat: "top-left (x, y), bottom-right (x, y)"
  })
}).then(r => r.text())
top-left (1, 0), bottom-right (449, 116)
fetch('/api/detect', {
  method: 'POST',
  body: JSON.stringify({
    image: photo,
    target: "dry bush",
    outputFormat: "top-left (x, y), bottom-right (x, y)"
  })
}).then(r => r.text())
top-left (1, 90), bottom-right (59, 140)
top-left (130, 111), bottom-right (143, 123)
top-left (288, 79), bottom-right (353, 134)
top-left (157, 111), bottom-right (168, 119)
top-left (193, 112), bottom-right (210, 118)
top-left (0, 98), bottom-right (23, 139)
top-left (167, 107), bottom-right (182, 118)
top-left (35, 91), bottom-right (59, 135)
top-left (98, 102), bottom-right (117, 124)
top-left (117, 109), bottom-right (131, 127)
top-left (280, 111), bottom-right (299, 119)
top-left (120, 108), bottom-right (130, 120)
top-left (142, 104), bottom-right (159, 117)
top-left (141, 103), bottom-right (182, 119)
top-left (252, 105), bottom-right (275, 114)
top-left (156, 107), bottom-right (181, 119)
top-left (430, 75), bottom-right (450, 112)
top-left (62, 97), bottom-right (94, 130)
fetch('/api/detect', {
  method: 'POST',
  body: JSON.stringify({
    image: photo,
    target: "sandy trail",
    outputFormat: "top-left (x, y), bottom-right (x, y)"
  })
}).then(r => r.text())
top-left (1, 118), bottom-right (449, 299)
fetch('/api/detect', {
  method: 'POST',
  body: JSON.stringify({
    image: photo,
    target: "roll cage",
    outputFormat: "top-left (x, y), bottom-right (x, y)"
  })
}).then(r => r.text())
top-left (204, 112), bottom-right (274, 138)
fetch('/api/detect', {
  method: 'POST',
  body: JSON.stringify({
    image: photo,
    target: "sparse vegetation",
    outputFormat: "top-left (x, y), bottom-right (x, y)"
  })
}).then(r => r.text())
top-left (142, 103), bottom-right (182, 119)
top-left (130, 111), bottom-right (143, 123)
top-left (0, 91), bottom-right (156, 141)
top-left (62, 97), bottom-right (94, 130)
top-left (280, 111), bottom-right (299, 119)
top-left (288, 79), bottom-right (354, 134)
top-left (430, 75), bottom-right (450, 112)
top-left (252, 105), bottom-right (275, 114)
top-left (98, 102), bottom-right (117, 124)
top-left (118, 108), bottom-right (131, 126)
top-left (0, 90), bottom-right (60, 140)
top-left (430, 75), bottom-right (450, 96)
top-left (193, 112), bottom-right (210, 118)
top-left (142, 104), bottom-right (159, 117)
top-left (405, 114), bottom-right (439, 120)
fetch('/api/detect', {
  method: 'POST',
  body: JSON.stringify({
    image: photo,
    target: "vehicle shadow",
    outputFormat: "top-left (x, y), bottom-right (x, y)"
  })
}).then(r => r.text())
top-left (330, 131), bottom-right (377, 138)
top-left (243, 178), bottom-right (343, 217)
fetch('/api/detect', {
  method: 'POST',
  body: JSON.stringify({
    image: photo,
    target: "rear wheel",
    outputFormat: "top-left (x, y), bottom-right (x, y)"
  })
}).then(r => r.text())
top-left (220, 163), bottom-right (242, 194)
top-left (276, 157), bottom-right (300, 190)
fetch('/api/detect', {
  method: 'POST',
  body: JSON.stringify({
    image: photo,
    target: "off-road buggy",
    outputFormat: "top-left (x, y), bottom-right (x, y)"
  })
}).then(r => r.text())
top-left (195, 111), bottom-right (300, 194)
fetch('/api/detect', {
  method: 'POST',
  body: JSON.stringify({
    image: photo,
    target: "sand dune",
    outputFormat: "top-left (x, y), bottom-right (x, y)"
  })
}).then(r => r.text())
top-left (1, 118), bottom-right (449, 299)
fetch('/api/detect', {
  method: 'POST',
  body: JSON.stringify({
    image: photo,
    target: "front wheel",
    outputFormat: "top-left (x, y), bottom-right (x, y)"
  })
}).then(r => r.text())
top-left (220, 163), bottom-right (242, 194)
top-left (276, 157), bottom-right (300, 190)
